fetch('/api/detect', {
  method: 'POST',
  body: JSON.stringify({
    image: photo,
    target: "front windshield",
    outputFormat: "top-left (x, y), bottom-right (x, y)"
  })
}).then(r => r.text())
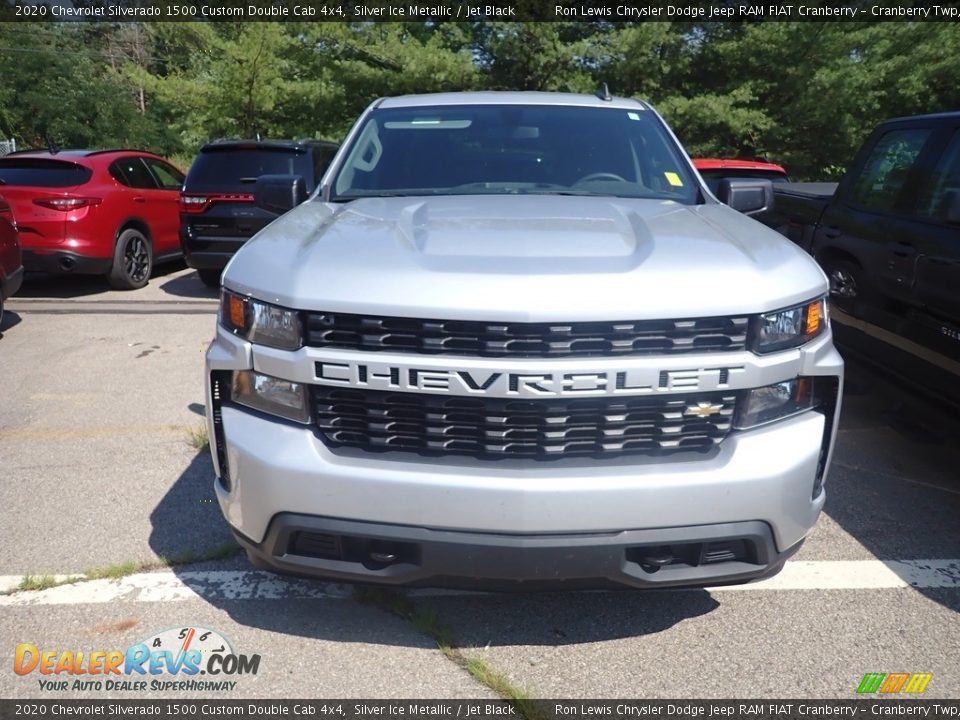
top-left (331, 104), bottom-right (699, 204)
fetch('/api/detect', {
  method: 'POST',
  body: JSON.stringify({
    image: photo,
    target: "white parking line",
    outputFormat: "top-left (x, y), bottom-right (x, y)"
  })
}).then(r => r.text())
top-left (710, 559), bottom-right (960, 591)
top-left (1, 559), bottom-right (959, 605)
top-left (0, 571), bottom-right (352, 605)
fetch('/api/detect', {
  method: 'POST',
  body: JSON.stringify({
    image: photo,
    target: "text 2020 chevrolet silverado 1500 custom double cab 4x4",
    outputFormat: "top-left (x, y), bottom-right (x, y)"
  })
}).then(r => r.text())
top-left (205, 92), bottom-right (843, 590)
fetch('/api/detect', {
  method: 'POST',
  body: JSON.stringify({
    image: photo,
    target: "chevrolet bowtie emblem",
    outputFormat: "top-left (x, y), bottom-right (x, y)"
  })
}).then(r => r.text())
top-left (685, 401), bottom-right (724, 418)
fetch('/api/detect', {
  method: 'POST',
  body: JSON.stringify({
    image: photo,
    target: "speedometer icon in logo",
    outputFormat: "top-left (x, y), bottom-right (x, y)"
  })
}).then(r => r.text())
top-left (142, 626), bottom-right (233, 673)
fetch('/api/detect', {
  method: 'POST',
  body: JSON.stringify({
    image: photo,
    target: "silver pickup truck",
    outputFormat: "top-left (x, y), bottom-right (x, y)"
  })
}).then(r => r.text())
top-left (205, 91), bottom-right (843, 589)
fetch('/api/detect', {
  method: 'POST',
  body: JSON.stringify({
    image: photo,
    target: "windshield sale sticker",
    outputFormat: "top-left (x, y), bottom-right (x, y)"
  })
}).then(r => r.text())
top-left (664, 172), bottom-right (684, 187)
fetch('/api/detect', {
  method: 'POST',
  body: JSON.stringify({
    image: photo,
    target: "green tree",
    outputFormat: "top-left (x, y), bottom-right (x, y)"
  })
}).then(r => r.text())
top-left (0, 23), bottom-right (174, 151)
top-left (471, 22), bottom-right (605, 92)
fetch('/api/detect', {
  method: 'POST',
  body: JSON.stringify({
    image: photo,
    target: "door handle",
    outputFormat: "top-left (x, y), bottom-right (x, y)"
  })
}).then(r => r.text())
top-left (889, 241), bottom-right (916, 258)
top-left (133, 196), bottom-right (146, 203)
top-left (821, 226), bottom-right (841, 239)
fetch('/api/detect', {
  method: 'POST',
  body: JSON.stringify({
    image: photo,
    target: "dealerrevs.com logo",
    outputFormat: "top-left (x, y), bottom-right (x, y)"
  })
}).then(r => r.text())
top-left (14, 626), bottom-right (260, 693)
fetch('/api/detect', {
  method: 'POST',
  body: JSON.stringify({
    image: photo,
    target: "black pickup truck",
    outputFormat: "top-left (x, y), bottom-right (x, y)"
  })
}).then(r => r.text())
top-left (759, 112), bottom-right (960, 407)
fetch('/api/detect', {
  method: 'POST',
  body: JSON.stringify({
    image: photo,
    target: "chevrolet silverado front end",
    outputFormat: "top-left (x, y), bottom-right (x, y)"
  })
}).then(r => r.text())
top-left (205, 92), bottom-right (843, 589)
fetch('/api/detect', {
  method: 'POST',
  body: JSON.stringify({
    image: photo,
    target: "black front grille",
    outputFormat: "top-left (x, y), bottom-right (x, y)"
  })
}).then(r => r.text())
top-left (314, 387), bottom-right (737, 460)
top-left (288, 531), bottom-right (342, 560)
top-left (304, 312), bottom-right (749, 358)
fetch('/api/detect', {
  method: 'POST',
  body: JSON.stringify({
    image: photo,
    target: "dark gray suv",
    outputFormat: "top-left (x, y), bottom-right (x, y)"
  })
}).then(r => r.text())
top-left (180, 139), bottom-right (338, 287)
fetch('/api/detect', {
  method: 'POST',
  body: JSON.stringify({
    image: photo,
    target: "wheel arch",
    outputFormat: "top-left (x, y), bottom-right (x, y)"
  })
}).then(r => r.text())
top-left (816, 246), bottom-right (862, 270)
top-left (114, 217), bottom-right (153, 250)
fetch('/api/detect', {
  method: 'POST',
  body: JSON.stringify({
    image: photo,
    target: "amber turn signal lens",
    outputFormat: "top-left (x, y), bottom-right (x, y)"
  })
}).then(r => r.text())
top-left (805, 300), bottom-right (823, 337)
top-left (228, 294), bottom-right (247, 330)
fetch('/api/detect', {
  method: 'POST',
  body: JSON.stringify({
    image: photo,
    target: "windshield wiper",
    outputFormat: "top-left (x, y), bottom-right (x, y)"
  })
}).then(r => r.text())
top-left (331, 191), bottom-right (425, 202)
top-left (519, 189), bottom-right (617, 197)
top-left (448, 182), bottom-right (569, 194)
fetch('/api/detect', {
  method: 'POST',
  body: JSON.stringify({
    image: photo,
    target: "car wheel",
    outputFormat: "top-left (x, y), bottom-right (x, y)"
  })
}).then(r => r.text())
top-left (109, 229), bottom-right (153, 290)
top-left (821, 256), bottom-right (862, 312)
top-left (0, 292), bottom-right (4, 329)
top-left (197, 269), bottom-right (222, 288)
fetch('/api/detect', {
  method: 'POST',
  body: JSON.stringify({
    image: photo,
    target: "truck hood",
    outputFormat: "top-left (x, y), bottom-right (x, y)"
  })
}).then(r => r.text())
top-left (224, 195), bottom-right (827, 321)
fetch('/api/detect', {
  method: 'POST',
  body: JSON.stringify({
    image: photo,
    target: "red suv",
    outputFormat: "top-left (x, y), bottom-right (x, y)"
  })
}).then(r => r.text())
top-left (0, 195), bottom-right (23, 325)
top-left (0, 150), bottom-right (185, 289)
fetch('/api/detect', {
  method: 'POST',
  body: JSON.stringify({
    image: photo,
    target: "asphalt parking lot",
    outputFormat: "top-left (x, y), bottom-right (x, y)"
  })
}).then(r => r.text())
top-left (1, 266), bottom-right (959, 700)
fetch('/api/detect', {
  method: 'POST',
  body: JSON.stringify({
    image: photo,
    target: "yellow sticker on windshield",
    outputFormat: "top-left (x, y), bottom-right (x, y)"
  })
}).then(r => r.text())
top-left (665, 172), bottom-right (683, 187)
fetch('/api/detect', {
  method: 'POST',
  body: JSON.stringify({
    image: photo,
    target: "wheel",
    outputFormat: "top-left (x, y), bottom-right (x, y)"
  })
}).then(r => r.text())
top-left (820, 256), bottom-right (863, 313)
top-left (0, 292), bottom-right (4, 329)
top-left (197, 269), bottom-right (222, 288)
top-left (575, 172), bottom-right (628, 184)
top-left (108, 229), bottom-right (152, 290)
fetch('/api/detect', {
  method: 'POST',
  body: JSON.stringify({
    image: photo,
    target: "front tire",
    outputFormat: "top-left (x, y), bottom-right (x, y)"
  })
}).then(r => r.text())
top-left (109, 229), bottom-right (152, 290)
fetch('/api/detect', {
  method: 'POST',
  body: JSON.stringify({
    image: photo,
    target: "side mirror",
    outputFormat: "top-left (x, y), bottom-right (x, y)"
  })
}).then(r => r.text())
top-left (255, 175), bottom-right (307, 215)
top-left (718, 178), bottom-right (774, 216)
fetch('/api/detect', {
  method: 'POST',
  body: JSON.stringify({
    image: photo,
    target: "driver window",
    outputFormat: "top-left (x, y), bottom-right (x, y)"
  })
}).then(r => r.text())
top-left (916, 129), bottom-right (960, 221)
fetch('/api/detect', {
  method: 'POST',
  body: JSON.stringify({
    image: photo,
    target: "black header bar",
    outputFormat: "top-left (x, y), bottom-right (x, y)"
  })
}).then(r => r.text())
top-left (3, 700), bottom-right (960, 720)
top-left (4, 0), bottom-right (960, 22)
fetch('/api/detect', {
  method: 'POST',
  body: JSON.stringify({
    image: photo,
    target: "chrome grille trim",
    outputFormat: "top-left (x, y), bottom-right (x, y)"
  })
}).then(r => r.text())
top-left (304, 312), bottom-right (749, 358)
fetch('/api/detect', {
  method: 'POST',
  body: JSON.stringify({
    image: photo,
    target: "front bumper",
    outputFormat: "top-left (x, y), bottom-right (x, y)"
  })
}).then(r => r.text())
top-left (207, 326), bottom-right (842, 589)
top-left (210, 401), bottom-right (832, 588)
top-left (236, 515), bottom-right (800, 590)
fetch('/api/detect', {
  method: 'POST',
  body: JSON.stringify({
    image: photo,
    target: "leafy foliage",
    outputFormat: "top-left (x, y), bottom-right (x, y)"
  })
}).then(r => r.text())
top-left (0, 21), bottom-right (956, 180)
top-left (0, 23), bottom-right (177, 152)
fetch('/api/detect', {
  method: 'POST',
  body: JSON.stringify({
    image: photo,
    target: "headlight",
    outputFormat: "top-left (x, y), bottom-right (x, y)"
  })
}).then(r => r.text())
top-left (734, 377), bottom-right (819, 430)
top-left (220, 290), bottom-right (302, 350)
top-left (750, 297), bottom-right (827, 354)
top-left (232, 371), bottom-right (310, 424)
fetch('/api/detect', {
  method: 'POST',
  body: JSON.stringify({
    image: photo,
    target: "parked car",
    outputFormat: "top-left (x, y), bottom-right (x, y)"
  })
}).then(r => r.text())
top-left (0, 195), bottom-right (23, 325)
top-left (0, 149), bottom-right (185, 289)
top-left (205, 91), bottom-right (843, 590)
top-left (693, 158), bottom-right (789, 195)
top-left (758, 111), bottom-right (960, 406)
top-left (180, 139), bottom-right (339, 287)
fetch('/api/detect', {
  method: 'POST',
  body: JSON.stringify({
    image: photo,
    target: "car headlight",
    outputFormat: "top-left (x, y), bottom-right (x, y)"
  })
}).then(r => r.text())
top-left (220, 289), bottom-right (302, 350)
top-left (232, 371), bottom-right (310, 424)
top-left (734, 377), bottom-right (820, 430)
top-left (750, 297), bottom-right (827, 354)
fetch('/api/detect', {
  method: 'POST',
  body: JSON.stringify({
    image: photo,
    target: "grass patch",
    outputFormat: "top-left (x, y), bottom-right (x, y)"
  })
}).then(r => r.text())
top-left (353, 587), bottom-right (538, 717)
top-left (85, 560), bottom-right (141, 580)
top-left (3, 541), bottom-right (243, 596)
top-left (18, 575), bottom-right (59, 592)
top-left (156, 543), bottom-right (241, 568)
top-left (463, 653), bottom-right (537, 712)
top-left (188, 425), bottom-right (209, 450)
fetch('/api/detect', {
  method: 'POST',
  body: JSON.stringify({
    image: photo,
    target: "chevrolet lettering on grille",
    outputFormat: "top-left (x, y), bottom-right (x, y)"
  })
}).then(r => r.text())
top-left (314, 361), bottom-right (746, 398)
